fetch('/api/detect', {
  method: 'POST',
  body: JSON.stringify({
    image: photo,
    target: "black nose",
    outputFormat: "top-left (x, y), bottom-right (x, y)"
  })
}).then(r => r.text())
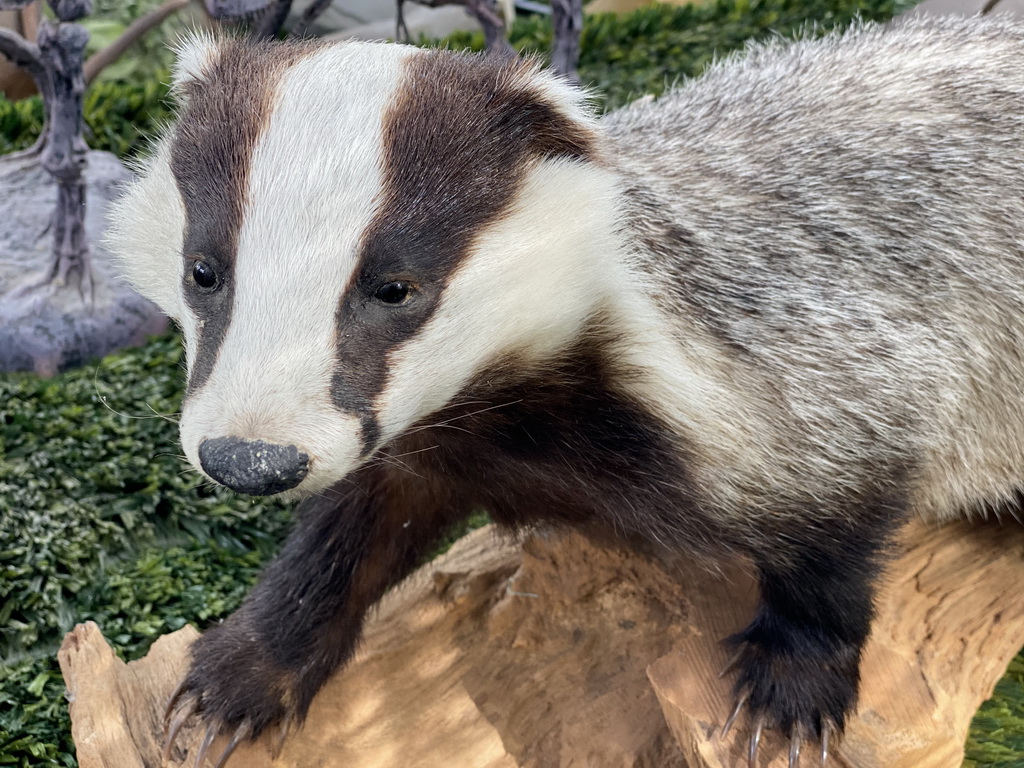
top-left (198, 437), bottom-right (309, 496)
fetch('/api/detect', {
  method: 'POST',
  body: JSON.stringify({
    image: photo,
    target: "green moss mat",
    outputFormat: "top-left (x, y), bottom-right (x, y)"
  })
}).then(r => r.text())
top-left (3, 0), bottom-right (1023, 765)
top-left (966, 656), bottom-right (1024, 768)
top-left (0, 336), bottom-right (291, 766)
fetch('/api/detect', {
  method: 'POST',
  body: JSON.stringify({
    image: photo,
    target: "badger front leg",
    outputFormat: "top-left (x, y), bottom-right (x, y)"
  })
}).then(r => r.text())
top-left (162, 463), bottom-right (464, 767)
top-left (723, 507), bottom-right (903, 766)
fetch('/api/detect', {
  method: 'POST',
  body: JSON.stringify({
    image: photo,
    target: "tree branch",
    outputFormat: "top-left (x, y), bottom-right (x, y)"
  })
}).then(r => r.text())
top-left (288, 0), bottom-right (330, 38)
top-left (395, 0), bottom-right (409, 43)
top-left (549, 0), bottom-right (581, 82)
top-left (204, 0), bottom-right (271, 21)
top-left (406, 0), bottom-right (514, 56)
top-left (0, 26), bottom-right (47, 85)
top-left (82, 0), bottom-right (188, 84)
top-left (250, 0), bottom-right (291, 39)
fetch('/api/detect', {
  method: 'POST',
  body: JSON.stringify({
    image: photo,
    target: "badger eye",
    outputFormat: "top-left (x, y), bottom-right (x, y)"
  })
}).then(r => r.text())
top-left (374, 281), bottom-right (412, 305)
top-left (192, 260), bottom-right (218, 290)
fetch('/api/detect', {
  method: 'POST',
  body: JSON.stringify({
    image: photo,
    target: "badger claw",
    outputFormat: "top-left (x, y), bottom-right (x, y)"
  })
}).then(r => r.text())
top-left (271, 711), bottom-right (294, 760)
top-left (747, 714), bottom-right (765, 767)
top-left (719, 698), bottom-right (836, 768)
top-left (164, 679), bottom-right (190, 728)
top-left (194, 725), bottom-right (217, 768)
top-left (211, 722), bottom-right (250, 768)
top-left (161, 690), bottom-right (254, 768)
top-left (162, 690), bottom-right (198, 765)
top-left (721, 690), bottom-right (748, 739)
top-left (719, 649), bottom-right (743, 679)
top-left (788, 724), bottom-right (803, 768)
top-left (820, 720), bottom-right (833, 766)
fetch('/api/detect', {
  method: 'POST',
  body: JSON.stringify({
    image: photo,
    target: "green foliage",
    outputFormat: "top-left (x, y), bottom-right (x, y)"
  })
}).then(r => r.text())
top-left (0, 335), bottom-right (289, 658)
top-left (966, 656), bottom-right (1024, 768)
top-left (0, 336), bottom-right (290, 765)
top-left (83, 0), bottom-right (184, 83)
top-left (0, 76), bottom-right (172, 157)
top-left (0, 540), bottom-right (277, 768)
top-left (436, 0), bottom-right (920, 110)
top-left (83, 76), bottom-right (174, 158)
top-left (0, 97), bottom-right (44, 156)
top-left (0, 656), bottom-right (75, 768)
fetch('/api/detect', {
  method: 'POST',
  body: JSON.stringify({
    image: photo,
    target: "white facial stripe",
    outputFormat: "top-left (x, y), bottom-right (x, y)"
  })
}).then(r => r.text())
top-left (105, 138), bottom-right (187, 323)
top-left (375, 159), bottom-right (626, 443)
top-left (180, 42), bottom-right (421, 493)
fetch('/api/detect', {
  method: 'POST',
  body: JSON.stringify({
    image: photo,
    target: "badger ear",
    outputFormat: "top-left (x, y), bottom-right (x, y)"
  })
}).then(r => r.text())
top-left (502, 58), bottom-right (599, 162)
top-left (527, 64), bottom-right (598, 134)
top-left (171, 31), bottom-right (220, 93)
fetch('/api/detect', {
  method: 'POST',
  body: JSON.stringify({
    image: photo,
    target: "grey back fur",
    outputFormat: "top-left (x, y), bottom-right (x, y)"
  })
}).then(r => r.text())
top-left (602, 16), bottom-right (1024, 523)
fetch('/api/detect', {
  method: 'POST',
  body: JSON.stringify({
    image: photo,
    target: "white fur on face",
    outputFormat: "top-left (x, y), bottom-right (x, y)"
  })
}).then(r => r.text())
top-left (106, 138), bottom-right (187, 323)
top-left (374, 159), bottom-right (625, 445)
top-left (177, 42), bottom-right (418, 497)
top-left (114, 38), bottom-right (623, 497)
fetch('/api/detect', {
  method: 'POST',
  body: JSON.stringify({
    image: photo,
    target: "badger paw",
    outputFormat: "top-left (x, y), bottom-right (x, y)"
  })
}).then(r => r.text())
top-left (161, 623), bottom-right (300, 767)
top-left (718, 623), bottom-right (859, 767)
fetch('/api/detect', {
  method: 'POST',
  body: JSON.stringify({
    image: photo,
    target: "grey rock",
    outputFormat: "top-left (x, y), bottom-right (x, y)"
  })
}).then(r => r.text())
top-left (0, 149), bottom-right (168, 376)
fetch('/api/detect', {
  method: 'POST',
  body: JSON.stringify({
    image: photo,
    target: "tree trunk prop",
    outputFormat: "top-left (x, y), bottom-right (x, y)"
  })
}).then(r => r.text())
top-left (393, 0), bottom-right (512, 55)
top-left (0, 0), bottom-right (92, 300)
top-left (396, 0), bottom-right (582, 78)
top-left (550, 0), bottom-right (582, 81)
top-left (59, 518), bottom-right (1024, 768)
top-left (201, 0), bottom-right (581, 79)
top-left (0, 0), bottom-right (175, 374)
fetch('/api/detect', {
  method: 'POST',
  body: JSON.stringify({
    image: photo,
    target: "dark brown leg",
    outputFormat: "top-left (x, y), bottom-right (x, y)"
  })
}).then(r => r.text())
top-left (163, 460), bottom-right (468, 762)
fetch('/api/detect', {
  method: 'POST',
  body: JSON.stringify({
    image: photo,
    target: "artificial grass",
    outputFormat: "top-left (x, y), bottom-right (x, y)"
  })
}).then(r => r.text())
top-left (966, 656), bottom-right (1024, 768)
top-left (0, 336), bottom-right (291, 767)
top-left (2, 0), bottom-right (1023, 765)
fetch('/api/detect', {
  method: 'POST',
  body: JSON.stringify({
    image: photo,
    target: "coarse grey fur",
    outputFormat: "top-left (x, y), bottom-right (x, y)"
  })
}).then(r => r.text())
top-left (605, 15), bottom-right (1024, 535)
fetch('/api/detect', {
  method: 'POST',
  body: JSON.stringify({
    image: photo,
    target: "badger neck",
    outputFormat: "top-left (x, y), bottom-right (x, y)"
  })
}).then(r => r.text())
top-left (375, 167), bottom-right (746, 554)
top-left (384, 305), bottom-right (729, 554)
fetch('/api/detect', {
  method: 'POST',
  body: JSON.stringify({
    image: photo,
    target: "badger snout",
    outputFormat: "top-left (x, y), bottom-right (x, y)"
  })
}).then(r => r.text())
top-left (198, 437), bottom-right (310, 496)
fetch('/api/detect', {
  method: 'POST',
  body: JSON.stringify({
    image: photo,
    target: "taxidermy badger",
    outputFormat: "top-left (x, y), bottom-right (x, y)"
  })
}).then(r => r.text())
top-left (108, 14), bottom-right (1024, 768)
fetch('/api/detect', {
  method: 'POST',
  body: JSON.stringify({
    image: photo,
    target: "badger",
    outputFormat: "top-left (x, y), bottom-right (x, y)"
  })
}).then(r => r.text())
top-left (107, 14), bottom-right (1024, 768)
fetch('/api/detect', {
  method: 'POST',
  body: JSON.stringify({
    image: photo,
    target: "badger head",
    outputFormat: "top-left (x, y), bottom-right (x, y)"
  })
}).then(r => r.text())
top-left (108, 34), bottom-right (625, 498)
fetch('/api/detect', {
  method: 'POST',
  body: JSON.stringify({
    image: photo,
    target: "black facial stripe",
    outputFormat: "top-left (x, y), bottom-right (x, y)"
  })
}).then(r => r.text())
top-left (330, 49), bottom-right (596, 451)
top-left (170, 39), bottom-right (314, 395)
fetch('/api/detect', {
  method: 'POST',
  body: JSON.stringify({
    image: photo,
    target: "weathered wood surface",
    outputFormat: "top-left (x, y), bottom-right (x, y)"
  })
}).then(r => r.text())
top-left (59, 519), bottom-right (1024, 768)
top-left (649, 520), bottom-right (1024, 767)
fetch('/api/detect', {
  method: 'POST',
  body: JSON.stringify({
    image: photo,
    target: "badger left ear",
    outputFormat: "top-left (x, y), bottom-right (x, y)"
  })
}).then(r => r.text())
top-left (505, 60), bottom-right (600, 162)
top-left (528, 66), bottom-right (597, 133)
top-left (171, 31), bottom-right (221, 93)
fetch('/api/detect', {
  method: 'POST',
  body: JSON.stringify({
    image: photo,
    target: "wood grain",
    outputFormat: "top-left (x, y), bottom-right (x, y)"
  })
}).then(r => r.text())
top-left (60, 519), bottom-right (1024, 768)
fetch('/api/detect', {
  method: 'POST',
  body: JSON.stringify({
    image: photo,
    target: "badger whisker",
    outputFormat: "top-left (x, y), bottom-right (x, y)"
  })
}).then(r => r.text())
top-left (372, 454), bottom-right (427, 480)
top-left (92, 365), bottom-right (181, 424)
top-left (386, 444), bottom-right (440, 461)
top-left (405, 399), bottom-right (524, 437)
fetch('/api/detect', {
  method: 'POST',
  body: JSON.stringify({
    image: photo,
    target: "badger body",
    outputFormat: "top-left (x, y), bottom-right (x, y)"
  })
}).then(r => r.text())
top-left (109, 15), bottom-right (1024, 764)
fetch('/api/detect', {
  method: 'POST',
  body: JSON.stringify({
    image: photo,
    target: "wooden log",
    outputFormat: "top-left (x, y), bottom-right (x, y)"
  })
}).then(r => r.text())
top-left (648, 520), bottom-right (1024, 767)
top-left (59, 519), bottom-right (1024, 767)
